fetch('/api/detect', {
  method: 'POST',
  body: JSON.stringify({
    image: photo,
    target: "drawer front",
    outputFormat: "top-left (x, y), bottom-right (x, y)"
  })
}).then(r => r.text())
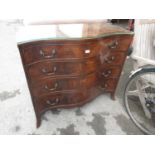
top-left (27, 59), bottom-right (97, 80)
top-left (31, 73), bottom-right (98, 96)
top-left (22, 44), bottom-right (99, 65)
top-left (81, 73), bottom-right (98, 89)
top-left (100, 35), bottom-right (133, 52)
top-left (32, 78), bottom-right (80, 96)
top-left (99, 67), bottom-right (121, 79)
top-left (99, 78), bottom-right (118, 92)
top-left (83, 58), bottom-right (98, 73)
top-left (37, 91), bottom-right (89, 112)
top-left (100, 52), bottom-right (125, 66)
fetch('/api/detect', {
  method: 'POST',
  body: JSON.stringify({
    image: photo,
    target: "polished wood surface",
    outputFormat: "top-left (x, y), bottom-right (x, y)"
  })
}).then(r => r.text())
top-left (21, 43), bottom-right (100, 65)
top-left (18, 23), bottom-right (133, 127)
top-left (17, 22), bottom-right (133, 44)
top-left (31, 73), bottom-right (98, 97)
top-left (36, 90), bottom-right (90, 113)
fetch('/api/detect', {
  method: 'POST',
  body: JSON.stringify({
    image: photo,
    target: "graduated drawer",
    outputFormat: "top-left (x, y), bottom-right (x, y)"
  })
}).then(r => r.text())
top-left (22, 44), bottom-right (99, 65)
top-left (31, 73), bottom-right (98, 97)
top-left (99, 67), bottom-right (121, 79)
top-left (27, 59), bottom-right (97, 81)
top-left (100, 35), bottom-right (133, 52)
top-left (99, 78), bottom-right (118, 92)
top-left (100, 52), bottom-right (125, 66)
top-left (36, 91), bottom-right (89, 112)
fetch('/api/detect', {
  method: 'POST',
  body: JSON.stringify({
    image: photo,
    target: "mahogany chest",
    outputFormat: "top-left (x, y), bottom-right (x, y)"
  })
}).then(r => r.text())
top-left (17, 22), bottom-right (133, 127)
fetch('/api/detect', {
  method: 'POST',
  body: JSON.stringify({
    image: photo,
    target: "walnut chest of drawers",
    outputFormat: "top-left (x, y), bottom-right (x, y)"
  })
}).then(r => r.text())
top-left (17, 22), bottom-right (133, 127)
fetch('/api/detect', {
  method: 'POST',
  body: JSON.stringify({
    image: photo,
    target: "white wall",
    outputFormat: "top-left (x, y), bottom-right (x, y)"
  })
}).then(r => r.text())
top-left (132, 19), bottom-right (155, 66)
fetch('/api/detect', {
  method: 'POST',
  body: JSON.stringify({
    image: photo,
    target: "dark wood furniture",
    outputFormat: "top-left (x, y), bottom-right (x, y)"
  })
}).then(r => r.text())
top-left (17, 22), bottom-right (133, 127)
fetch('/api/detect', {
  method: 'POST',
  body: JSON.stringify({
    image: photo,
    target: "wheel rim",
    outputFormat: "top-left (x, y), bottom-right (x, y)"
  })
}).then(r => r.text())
top-left (125, 71), bottom-right (155, 134)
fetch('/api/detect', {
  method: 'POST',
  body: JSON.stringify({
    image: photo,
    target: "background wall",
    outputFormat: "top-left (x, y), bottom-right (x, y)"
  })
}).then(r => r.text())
top-left (132, 19), bottom-right (155, 66)
top-left (0, 21), bottom-right (36, 134)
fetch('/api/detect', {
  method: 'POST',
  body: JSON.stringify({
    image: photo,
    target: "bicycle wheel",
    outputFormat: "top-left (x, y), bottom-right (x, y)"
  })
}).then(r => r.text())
top-left (124, 66), bottom-right (155, 134)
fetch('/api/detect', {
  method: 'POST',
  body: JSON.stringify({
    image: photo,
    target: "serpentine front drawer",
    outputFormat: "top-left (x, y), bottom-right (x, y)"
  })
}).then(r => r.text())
top-left (17, 22), bottom-right (133, 127)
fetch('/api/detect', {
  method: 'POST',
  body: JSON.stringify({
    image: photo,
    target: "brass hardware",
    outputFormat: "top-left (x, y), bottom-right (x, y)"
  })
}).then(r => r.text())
top-left (102, 70), bottom-right (112, 77)
top-left (46, 98), bottom-right (59, 106)
top-left (45, 82), bottom-right (58, 91)
top-left (108, 41), bottom-right (118, 49)
top-left (99, 83), bottom-right (108, 91)
top-left (39, 49), bottom-right (56, 58)
top-left (42, 66), bottom-right (57, 75)
top-left (105, 56), bottom-right (115, 64)
top-left (104, 84), bottom-right (108, 88)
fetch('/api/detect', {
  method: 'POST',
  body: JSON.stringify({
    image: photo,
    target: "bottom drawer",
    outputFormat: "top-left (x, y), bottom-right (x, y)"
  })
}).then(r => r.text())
top-left (36, 91), bottom-right (89, 112)
top-left (99, 78), bottom-right (118, 92)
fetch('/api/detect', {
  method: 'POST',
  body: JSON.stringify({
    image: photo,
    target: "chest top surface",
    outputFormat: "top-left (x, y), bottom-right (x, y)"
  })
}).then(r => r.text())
top-left (16, 22), bottom-right (133, 44)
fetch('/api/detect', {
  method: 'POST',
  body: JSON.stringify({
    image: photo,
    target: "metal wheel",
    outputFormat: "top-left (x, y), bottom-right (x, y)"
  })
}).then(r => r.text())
top-left (124, 67), bottom-right (155, 134)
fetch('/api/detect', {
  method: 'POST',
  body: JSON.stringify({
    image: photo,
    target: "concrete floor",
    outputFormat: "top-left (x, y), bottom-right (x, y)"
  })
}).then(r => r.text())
top-left (0, 21), bottom-right (143, 135)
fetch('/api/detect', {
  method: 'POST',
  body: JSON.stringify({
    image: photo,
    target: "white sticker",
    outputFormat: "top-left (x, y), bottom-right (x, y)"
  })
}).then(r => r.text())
top-left (85, 49), bottom-right (90, 54)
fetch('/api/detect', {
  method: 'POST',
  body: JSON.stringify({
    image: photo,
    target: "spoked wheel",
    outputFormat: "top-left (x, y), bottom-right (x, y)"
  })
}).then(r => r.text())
top-left (124, 67), bottom-right (155, 134)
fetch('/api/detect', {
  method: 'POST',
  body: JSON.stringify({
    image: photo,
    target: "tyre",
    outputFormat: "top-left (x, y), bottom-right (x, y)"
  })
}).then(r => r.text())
top-left (124, 66), bottom-right (155, 134)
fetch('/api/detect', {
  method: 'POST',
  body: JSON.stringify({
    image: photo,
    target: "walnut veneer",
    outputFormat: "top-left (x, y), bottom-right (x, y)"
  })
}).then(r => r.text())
top-left (17, 22), bottom-right (133, 127)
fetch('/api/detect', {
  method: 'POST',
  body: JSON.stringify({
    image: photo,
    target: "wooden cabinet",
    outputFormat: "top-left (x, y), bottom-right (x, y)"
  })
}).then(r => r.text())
top-left (17, 22), bottom-right (133, 127)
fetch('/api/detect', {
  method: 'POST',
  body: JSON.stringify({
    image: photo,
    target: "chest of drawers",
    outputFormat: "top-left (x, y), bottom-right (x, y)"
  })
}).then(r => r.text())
top-left (17, 22), bottom-right (133, 127)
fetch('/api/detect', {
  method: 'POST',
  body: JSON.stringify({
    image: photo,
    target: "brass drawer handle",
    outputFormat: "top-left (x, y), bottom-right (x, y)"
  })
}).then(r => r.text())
top-left (105, 56), bottom-right (115, 64)
top-left (108, 41), bottom-right (118, 49)
top-left (101, 83), bottom-right (108, 90)
top-left (40, 49), bottom-right (56, 58)
top-left (102, 83), bottom-right (108, 89)
top-left (45, 82), bottom-right (58, 91)
top-left (46, 98), bottom-right (59, 106)
top-left (100, 83), bottom-right (108, 90)
top-left (42, 66), bottom-right (57, 75)
top-left (102, 70), bottom-right (112, 77)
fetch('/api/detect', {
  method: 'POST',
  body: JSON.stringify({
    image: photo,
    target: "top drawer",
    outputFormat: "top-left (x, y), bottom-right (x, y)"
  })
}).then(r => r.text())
top-left (21, 44), bottom-right (99, 65)
top-left (99, 35), bottom-right (133, 52)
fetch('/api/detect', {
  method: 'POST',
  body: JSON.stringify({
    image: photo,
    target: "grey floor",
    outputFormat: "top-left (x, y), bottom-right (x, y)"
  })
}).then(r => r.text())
top-left (0, 21), bottom-right (143, 135)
